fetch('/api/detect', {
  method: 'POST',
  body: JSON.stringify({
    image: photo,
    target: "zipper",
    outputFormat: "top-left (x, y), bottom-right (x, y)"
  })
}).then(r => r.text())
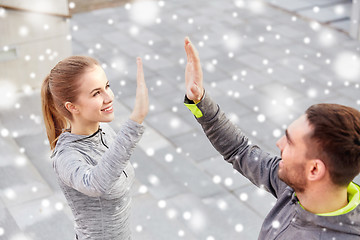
top-left (99, 129), bottom-right (128, 178)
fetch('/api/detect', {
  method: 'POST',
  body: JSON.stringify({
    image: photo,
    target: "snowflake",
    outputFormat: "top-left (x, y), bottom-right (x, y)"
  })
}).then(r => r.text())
top-left (257, 114), bottom-right (266, 123)
top-left (272, 220), bottom-right (280, 229)
top-left (55, 202), bottom-right (64, 211)
top-left (135, 225), bottom-right (143, 232)
top-left (224, 177), bottom-right (233, 187)
top-left (138, 185), bottom-right (148, 194)
top-left (170, 118), bottom-right (180, 129)
top-left (213, 175), bottom-right (222, 184)
top-left (129, 0), bottom-right (159, 26)
top-left (217, 200), bottom-right (228, 210)
top-left (318, 29), bottom-right (336, 47)
top-left (41, 199), bottom-right (50, 208)
top-left (285, 98), bottom-right (294, 106)
top-left (1, 128), bottom-right (9, 137)
top-left (223, 33), bottom-right (242, 50)
top-left (273, 129), bottom-right (281, 138)
top-left (146, 148), bottom-right (155, 156)
top-left (69, 2), bottom-right (76, 9)
top-left (178, 230), bottom-right (185, 237)
top-left (235, 223), bottom-right (244, 232)
top-left (239, 193), bottom-right (248, 201)
top-left (0, 7), bottom-right (6, 18)
top-left (183, 211), bottom-right (191, 220)
top-left (166, 208), bottom-right (177, 219)
top-left (15, 156), bottom-right (27, 167)
top-left (164, 153), bottom-right (174, 162)
top-left (307, 88), bottom-right (317, 98)
top-left (157, 200), bottom-right (166, 208)
top-left (148, 174), bottom-right (160, 186)
top-left (333, 52), bottom-right (360, 81)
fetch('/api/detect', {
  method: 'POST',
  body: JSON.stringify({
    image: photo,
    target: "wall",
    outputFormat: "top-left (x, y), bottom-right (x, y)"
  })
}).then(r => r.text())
top-left (351, 0), bottom-right (360, 40)
top-left (0, 0), bottom-right (72, 91)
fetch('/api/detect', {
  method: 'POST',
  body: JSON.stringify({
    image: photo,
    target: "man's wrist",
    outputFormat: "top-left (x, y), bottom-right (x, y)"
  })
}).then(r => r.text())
top-left (195, 89), bottom-right (205, 104)
top-left (194, 88), bottom-right (205, 104)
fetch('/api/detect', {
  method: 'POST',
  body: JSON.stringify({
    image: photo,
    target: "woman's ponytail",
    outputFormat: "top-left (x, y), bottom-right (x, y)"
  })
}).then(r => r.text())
top-left (41, 74), bottom-right (67, 150)
top-left (40, 56), bottom-right (99, 150)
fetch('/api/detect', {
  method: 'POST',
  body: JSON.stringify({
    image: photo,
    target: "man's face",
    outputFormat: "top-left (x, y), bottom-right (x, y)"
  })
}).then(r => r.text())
top-left (276, 115), bottom-right (313, 193)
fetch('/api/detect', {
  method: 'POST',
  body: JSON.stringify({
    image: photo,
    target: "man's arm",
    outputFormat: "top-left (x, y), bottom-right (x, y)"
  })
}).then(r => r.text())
top-left (183, 37), bottom-right (287, 197)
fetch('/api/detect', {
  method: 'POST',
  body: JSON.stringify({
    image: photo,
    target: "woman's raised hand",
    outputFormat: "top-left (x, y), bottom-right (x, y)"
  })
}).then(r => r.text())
top-left (184, 37), bottom-right (204, 101)
top-left (130, 57), bottom-right (149, 124)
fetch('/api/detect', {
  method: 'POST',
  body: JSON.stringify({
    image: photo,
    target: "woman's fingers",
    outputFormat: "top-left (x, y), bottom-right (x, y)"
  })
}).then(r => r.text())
top-left (130, 57), bottom-right (148, 124)
top-left (136, 57), bottom-right (145, 84)
top-left (136, 57), bottom-right (147, 98)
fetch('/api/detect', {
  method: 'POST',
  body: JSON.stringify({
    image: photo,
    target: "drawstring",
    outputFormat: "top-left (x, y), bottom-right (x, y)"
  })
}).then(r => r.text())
top-left (99, 128), bottom-right (108, 148)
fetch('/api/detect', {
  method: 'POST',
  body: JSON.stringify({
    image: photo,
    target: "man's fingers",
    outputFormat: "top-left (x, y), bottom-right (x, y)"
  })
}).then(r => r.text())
top-left (185, 36), bottom-right (200, 63)
top-left (185, 36), bottom-right (190, 45)
top-left (190, 84), bottom-right (202, 100)
top-left (185, 38), bottom-right (198, 60)
top-left (184, 37), bottom-right (192, 63)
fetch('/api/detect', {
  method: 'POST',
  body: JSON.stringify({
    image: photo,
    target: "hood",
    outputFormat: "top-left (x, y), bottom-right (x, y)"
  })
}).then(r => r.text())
top-left (294, 182), bottom-right (360, 236)
top-left (51, 123), bottom-right (115, 158)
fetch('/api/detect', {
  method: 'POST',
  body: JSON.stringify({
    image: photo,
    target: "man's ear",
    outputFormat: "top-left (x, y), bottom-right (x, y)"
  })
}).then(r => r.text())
top-left (65, 102), bottom-right (79, 114)
top-left (307, 159), bottom-right (326, 182)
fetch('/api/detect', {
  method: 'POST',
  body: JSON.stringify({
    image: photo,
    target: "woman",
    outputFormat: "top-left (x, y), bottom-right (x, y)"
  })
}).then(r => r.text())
top-left (41, 56), bottom-right (148, 239)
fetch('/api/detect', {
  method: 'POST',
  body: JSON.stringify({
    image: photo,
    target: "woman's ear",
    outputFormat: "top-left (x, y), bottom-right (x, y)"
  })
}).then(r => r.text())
top-left (65, 102), bottom-right (79, 114)
top-left (307, 159), bottom-right (326, 182)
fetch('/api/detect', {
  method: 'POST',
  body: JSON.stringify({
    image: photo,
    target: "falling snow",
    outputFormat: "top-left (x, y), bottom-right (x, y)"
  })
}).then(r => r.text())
top-left (1, 0), bottom-right (360, 239)
top-left (333, 52), bottom-right (360, 81)
top-left (128, 0), bottom-right (160, 26)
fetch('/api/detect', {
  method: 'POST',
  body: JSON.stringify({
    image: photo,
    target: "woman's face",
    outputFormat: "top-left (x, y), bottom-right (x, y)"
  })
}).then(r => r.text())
top-left (72, 65), bottom-right (114, 128)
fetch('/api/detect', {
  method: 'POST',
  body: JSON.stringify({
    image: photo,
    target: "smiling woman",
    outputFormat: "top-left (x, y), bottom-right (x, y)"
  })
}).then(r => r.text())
top-left (63, 64), bottom-right (115, 135)
top-left (40, 55), bottom-right (148, 240)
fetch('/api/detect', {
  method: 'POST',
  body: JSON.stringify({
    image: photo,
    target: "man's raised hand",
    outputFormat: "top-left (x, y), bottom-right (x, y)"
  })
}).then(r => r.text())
top-left (184, 37), bottom-right (204, 102)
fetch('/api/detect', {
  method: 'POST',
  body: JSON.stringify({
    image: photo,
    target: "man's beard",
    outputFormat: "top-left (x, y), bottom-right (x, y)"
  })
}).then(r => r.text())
top-left (278, 162), bottom-right (307, 193)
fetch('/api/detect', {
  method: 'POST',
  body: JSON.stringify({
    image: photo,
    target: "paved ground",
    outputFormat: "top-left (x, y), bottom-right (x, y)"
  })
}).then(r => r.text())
top-left (263, 0), bottom-right (353, 32)
top-left (1, 0), bottom-right (360, 239)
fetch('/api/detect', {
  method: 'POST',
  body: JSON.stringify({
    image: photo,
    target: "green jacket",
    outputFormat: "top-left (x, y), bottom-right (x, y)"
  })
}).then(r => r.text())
top-left (185, 92), bottom-right (360, 239)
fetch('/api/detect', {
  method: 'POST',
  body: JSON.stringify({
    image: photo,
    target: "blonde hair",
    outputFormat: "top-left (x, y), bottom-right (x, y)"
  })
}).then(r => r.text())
top-left (41, 56), bottom-right (99, 150)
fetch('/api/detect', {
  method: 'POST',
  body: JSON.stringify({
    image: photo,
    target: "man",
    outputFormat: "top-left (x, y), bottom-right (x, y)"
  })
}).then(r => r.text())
top-left (183, 37), bottom-right (360, 239)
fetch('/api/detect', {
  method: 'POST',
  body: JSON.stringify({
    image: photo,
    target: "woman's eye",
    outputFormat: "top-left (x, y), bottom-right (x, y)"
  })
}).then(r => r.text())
top-left (106, 84), bottom-right (110, 88)
top-left (93, 91), bottom-right (100, 97)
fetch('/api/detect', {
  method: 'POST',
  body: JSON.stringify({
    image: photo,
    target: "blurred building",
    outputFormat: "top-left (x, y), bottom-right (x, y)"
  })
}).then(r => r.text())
top-left (351, 0), bottom-right (360, 39)
top-left (0, 0), bottom-right (72, 92)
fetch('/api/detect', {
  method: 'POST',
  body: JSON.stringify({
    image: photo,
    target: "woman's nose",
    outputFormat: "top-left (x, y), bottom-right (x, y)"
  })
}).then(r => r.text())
top-left (103, 90), bottom-right (113, 103)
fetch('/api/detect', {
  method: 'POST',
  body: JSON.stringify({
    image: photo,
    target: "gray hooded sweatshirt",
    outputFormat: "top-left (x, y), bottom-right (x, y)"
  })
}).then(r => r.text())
top-left (51, 119), bottom-right (144, 240)
top-left (185, 93), bottom-right (360, 240)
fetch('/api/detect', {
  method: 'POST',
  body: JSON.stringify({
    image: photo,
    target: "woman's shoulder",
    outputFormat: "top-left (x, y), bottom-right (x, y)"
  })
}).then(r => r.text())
top-left (51, 133), bottom-right (84, 160)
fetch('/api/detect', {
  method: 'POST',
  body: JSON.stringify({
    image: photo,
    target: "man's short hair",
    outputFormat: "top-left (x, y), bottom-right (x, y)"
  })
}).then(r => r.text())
top-left (306, 103), bottom-right (360, 186)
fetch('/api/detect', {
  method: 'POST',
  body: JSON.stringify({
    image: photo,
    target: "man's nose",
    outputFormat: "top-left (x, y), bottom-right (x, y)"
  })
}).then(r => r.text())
top-left (276, 135), bottom-right (285, 149)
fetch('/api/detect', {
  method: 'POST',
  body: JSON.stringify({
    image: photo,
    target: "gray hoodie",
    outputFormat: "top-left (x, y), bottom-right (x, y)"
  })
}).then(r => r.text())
top-left (185, 93), bottom-right (360, 240)
top-left (51, 119), bottom-right (144, 240)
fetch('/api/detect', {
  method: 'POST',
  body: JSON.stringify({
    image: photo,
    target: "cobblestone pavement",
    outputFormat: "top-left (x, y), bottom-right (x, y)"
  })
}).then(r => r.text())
top-left (1, 1), bottom-right (360, 239)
